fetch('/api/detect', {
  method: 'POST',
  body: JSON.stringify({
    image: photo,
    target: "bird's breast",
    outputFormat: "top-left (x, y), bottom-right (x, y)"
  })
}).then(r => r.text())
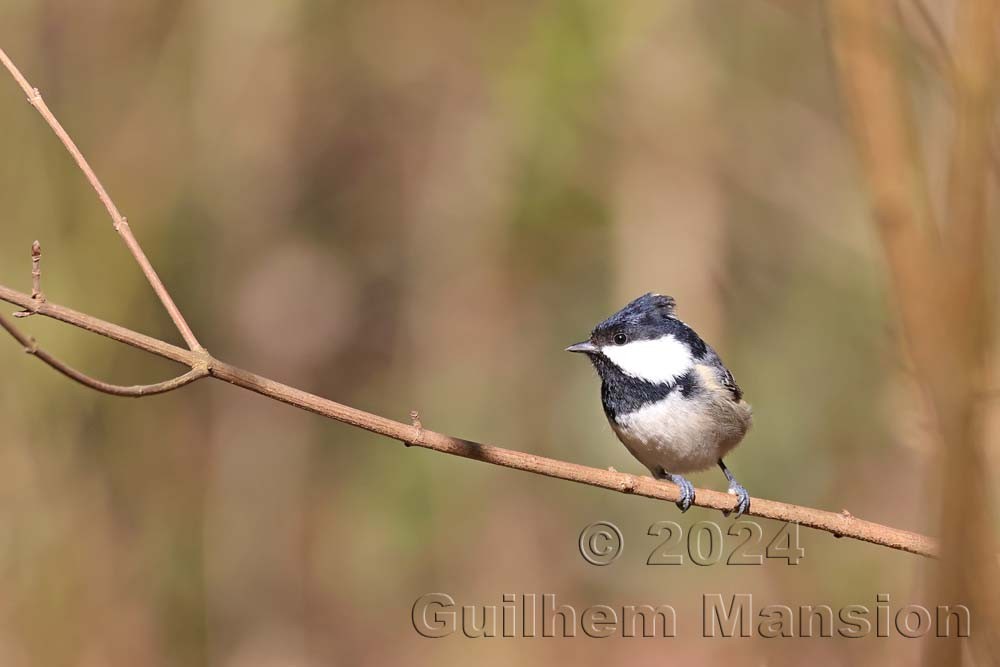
top-left (609, 391), bottom-right (750, 474)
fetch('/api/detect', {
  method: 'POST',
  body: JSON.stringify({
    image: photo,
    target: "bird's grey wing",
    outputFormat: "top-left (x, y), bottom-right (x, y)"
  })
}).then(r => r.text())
top-left (718, 366), bottom-right (743, 401)
top-left (703, 344), bottom-right (743, 401)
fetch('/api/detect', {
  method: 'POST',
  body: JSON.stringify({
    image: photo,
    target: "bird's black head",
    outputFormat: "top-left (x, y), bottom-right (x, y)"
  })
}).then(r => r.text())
top-left (566, 293), bottom-right (708, 385)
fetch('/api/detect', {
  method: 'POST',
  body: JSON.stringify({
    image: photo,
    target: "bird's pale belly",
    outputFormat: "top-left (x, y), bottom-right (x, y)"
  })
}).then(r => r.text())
top-left (610, 391), bottom-right (752, 475)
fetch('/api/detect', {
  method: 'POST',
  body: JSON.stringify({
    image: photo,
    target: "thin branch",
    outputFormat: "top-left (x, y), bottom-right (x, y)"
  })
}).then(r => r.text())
top-left (0, 47), bottom-right (202, 351)
top-left (0, 283), bottom-right (938, 558)
top-left (29, 239), bottom-right (42, 301)
top-left (1, 240), bottom-right (203, 395)
top-left (13, 239), bottom-right (44, 318)
top-left (0, 311), bottom-right (206, 397)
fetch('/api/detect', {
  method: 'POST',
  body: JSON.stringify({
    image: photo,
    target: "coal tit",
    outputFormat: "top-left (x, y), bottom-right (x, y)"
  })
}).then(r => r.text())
top-left (567, 293), bottom-right (753, 516)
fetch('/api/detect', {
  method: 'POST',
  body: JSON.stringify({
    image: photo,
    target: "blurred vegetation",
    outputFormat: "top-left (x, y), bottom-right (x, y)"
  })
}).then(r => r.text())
top-left (0, 1), bottom-right (987, 665)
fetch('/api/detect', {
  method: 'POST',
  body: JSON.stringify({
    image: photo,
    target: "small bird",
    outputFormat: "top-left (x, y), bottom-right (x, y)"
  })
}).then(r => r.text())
top-left (567, 293), bottom-right (753, 516)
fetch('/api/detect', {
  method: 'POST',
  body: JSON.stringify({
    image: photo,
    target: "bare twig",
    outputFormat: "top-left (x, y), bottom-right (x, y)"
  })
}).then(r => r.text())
top-left (0, 283), bottom-right (938, 558)
top-left (0, 47), bottom-right (202, 351)
top-left (13, 240), bottom-right (44, 318)
top-left (0, 45), bottom-right (939, 559)
top-left (29, 239), bottom-right (42, 300)
top-left (0, 311), bottom-right (206, 397)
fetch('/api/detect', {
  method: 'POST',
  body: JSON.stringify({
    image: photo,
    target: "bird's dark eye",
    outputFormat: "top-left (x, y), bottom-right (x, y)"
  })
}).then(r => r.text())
top-left (613, 333), bottom-right (628, 345)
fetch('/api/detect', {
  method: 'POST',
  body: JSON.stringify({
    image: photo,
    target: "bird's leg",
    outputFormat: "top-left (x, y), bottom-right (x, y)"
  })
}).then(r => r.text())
top-left (657, 468), bottom-right (695, 512)
top-left (718, 459), bottom-right (750, 519)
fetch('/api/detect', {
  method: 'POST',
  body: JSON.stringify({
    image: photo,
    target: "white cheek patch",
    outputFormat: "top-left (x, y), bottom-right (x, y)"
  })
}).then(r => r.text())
top-left (602, 335), bottom-right (693, 384)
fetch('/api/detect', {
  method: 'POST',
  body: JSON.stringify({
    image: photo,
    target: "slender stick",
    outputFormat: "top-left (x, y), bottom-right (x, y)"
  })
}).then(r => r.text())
top-left (0, 312), bottom-right (206, 396)
top-left (0, 47), bottom-right (202, 351)
top-left (0, 283), bottom-right (938, 558)
top-left (13, 239), bottom-right (45, 318)
top-left (29, 240), bottom-right (42, 301)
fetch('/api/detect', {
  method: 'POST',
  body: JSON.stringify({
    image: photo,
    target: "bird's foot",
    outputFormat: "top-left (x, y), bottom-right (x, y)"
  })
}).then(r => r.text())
top-left (724, 481), bottom-right (751, 519)
top-left (718, 459), bottom-right (750, 519)
top-left (662, 472), bottom-right (695, 512)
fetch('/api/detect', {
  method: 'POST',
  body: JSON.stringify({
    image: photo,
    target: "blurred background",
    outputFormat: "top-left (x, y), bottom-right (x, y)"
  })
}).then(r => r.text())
top-left (0, 1), bottom-right (991, 665)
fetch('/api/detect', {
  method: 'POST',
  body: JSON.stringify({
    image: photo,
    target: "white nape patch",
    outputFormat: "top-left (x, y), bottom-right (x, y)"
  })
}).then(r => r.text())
top-left (601, 335), bottom-right (693, 384)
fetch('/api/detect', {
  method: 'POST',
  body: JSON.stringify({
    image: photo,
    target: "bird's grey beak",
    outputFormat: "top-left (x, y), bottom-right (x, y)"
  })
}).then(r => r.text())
top-left (565, 340), bottom-right (599, 354)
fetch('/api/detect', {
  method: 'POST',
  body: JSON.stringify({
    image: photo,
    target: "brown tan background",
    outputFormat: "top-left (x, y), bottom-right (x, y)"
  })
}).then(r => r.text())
top-left (0, 1), bottom-right (990, 665)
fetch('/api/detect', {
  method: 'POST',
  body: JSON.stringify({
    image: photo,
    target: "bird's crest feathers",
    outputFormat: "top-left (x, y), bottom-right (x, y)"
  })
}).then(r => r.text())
top-left (598, 293), bottom-right (677, 330)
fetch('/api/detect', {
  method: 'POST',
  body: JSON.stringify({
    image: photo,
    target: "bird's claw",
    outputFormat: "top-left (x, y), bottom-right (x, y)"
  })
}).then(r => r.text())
top-left (723, 482), bottom-right (751, 519)
top-left (665, 473), bottom-right (695, 513)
